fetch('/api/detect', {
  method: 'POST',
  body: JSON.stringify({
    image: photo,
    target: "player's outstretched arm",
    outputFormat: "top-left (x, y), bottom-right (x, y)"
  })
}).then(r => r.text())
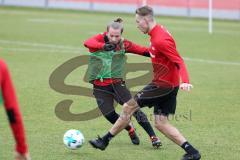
top-left (0, 59), bottom-right (31, 159)
top-left (124, 40), bottom-right (150, 57)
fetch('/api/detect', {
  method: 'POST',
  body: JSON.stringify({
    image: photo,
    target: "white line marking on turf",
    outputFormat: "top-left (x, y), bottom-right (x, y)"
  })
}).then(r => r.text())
top-left (28, 18), bottom-right (81, 25)
top-left (27, 18), bottom-right (240, 35)
top-left (0, 39), bottom-right (239, 66)
top-left (0, 47), bottom-right (80, 53)
top-left (1, 10), bottom-right (240, 29)
top-left (183, 57), bottom-right (240, 66)
top-left (0, 39), bottom-right (84, 51)
top-left (27, 18), bottom-right (106, 26)
top-left (129, 54), bottom-right (240, 66)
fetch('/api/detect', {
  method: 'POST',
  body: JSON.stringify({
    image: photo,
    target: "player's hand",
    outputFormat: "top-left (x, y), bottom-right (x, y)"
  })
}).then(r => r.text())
top-left (143, 51), bottom-right (151, 57)
top-left (103, 43), bottom-right (116, 51)
top-left (180, 83), bottom-right (193, 91)
top-left (15, 152), bottom-right (31, 160)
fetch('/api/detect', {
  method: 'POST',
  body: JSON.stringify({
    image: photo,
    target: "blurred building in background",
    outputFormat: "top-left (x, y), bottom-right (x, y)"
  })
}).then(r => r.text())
top-left (1, 0), bottom-right (240, 20)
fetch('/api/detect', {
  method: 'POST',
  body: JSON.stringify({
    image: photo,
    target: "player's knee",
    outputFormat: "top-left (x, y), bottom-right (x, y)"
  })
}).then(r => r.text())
top-left (122, 104), bottom-right (132, 115)
top-left (154, 116), bottom-right (168, 131)
top-left (123, 99), bottom-right (138, 114)
top-left (126, 98), bottom-right (138, 107)
top-left (119, 105), bottom-right (131, 122)
top-left (155, 122), bottom-right (168, 132)
top-left (154, 121), bottom-right (164, 131)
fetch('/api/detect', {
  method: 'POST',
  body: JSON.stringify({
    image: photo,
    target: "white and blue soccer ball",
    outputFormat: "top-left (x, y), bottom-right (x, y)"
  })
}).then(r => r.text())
top-left (63, 129), bottom-right (85, 149)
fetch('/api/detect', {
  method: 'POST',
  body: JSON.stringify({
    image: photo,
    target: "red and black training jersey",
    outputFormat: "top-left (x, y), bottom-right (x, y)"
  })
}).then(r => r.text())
top-left (148, 24), bottom-right (189, 87)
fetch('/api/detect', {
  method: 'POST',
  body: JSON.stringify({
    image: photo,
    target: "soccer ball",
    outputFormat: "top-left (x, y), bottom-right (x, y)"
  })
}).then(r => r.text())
top-left (63, 129), bottom-right (85, 149)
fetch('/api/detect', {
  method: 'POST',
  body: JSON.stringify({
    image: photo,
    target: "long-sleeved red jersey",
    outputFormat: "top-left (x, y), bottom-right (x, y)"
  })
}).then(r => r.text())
top-left (84, 32), bottom-right (149, 86)
top-left (0, 59), bottom-right (28, 154)
top-left (148, 24), bottom-right (189, 87)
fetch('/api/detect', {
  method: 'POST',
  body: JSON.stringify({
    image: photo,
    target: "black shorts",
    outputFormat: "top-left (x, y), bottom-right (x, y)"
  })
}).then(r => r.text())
top-left (93, 81), bottom-right (132, 115)
top-left (134, 83), bottom-right (179, 116)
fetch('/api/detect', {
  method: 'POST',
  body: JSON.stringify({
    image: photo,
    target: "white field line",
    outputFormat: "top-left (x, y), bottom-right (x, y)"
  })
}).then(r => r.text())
top-left (27, 18), bottom-right (240, 35)
top-left (0, 47), bottom-right (81, 53)
top-left (28, 17), bottom-right (240, 28)
top-left (0, 39), bottom-right (84, 51)
top-left (129, 54), bottom-right (240, 66)
top-left (183, 57), bottom-right (240, 66)
top-left (0, 39), bottom-right (240, 66)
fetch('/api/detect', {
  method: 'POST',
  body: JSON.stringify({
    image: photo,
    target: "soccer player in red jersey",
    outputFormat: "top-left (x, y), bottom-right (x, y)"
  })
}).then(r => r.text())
top-left (0, 59), bottom-right (31, 160)
top-left (89, 6), bottom-right (201, 160)
top-left (85, 18), bottom-right (161, 148)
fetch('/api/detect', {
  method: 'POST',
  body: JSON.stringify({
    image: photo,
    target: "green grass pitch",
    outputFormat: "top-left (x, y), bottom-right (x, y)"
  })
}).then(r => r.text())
top-left (0, 6), bottom-right (240, 160)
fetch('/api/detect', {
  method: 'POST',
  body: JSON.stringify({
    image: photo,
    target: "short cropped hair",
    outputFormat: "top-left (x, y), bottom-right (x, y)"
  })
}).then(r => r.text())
top-left (135, 6), bottom-right (154, 17)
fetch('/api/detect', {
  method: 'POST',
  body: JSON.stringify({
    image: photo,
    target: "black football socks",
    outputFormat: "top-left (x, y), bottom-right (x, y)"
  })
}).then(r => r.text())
top-left (102, 132), bottom-right (114, 143)
top-left (181, 141), bottom-right (199, 154)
